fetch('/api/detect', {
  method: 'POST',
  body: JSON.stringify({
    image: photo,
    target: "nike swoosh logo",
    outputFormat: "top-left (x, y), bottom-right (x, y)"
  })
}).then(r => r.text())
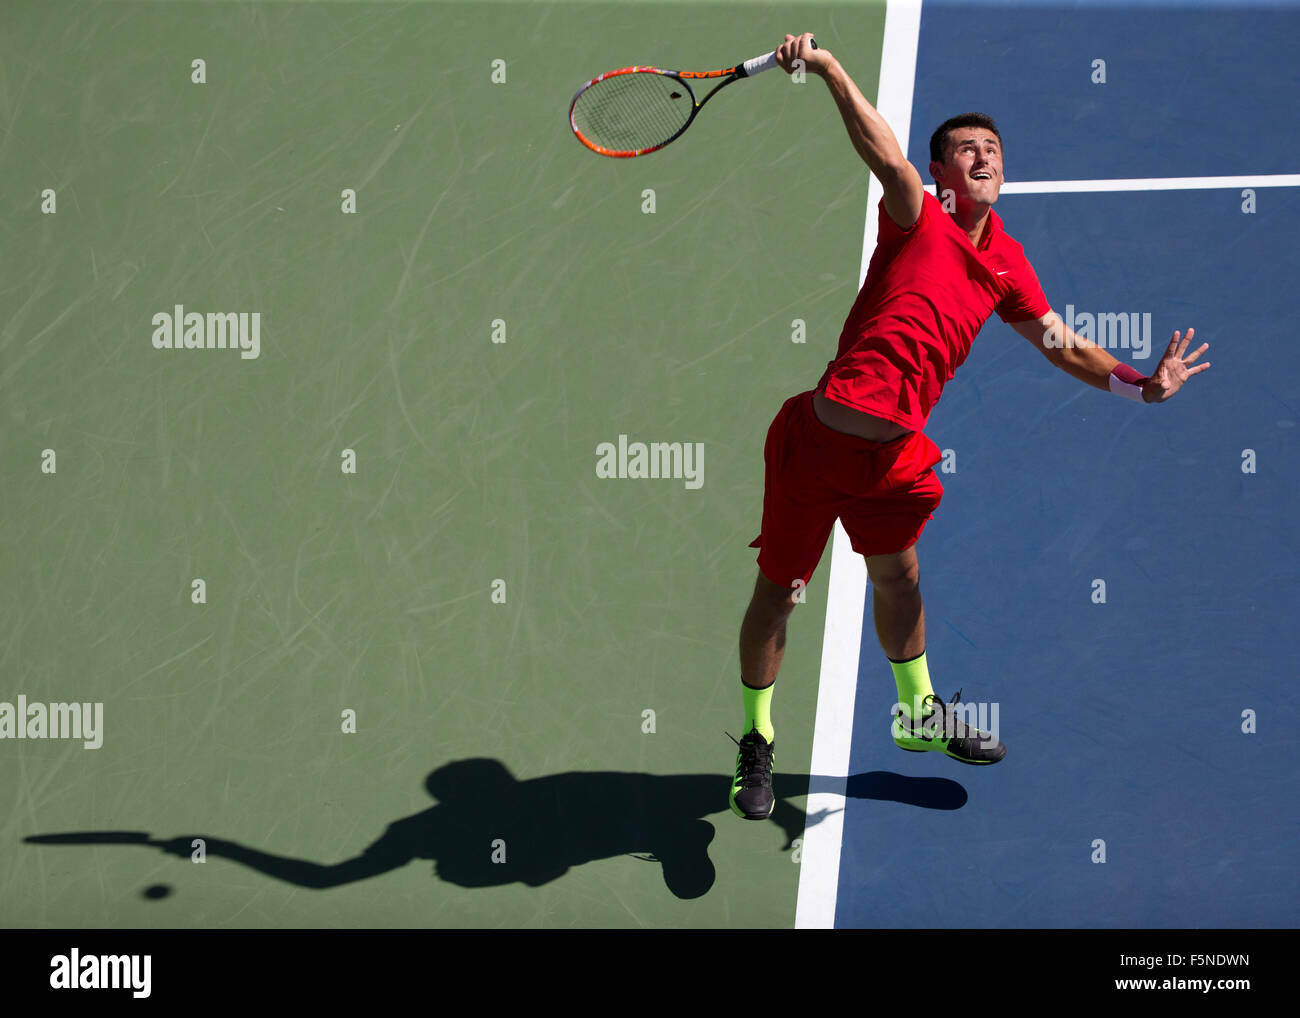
top-left (996, 270), bottom-right (1011, 276)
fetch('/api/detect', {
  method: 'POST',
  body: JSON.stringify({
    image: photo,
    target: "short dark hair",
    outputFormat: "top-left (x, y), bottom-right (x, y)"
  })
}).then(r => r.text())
top-left (929, 113), bottom-right (1002, 165)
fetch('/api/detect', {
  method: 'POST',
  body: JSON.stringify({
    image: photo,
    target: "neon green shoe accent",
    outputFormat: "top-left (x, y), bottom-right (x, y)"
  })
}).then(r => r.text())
top-left (891, 691), bottom-right (1007, 765)
top-left (891, 702), bottom-right (945, 752)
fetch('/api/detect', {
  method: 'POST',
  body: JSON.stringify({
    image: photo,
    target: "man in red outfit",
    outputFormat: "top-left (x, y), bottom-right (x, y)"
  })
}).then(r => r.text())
top-left (729, 33), bottom-right (1211, 820)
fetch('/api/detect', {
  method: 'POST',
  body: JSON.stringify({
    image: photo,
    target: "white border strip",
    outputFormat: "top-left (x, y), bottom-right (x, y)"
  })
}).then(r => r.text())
top-left (795, 0), bottom-right (923, 931)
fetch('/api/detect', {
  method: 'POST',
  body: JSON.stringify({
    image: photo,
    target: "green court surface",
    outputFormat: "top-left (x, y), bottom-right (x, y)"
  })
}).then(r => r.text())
top-left (1, 1), bottom-right (885, 927)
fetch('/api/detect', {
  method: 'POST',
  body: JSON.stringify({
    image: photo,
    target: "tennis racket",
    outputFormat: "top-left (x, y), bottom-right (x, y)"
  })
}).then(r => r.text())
top-left (569, 39), bottom-right (818, 158)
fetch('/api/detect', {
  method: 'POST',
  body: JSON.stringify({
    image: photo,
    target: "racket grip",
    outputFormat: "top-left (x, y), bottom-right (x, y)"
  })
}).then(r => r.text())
top-left (741, 51), bottom-right (780, 77)
top-left (741, 37), bottom-right (817, 78)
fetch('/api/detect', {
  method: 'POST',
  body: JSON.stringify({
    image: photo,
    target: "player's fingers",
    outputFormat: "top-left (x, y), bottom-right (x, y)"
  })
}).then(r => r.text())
top-left (1184, 342), bottom-right (1210, 364)
top-left (1167, 330), bottom-right (1182, 351)
top-left (1188, 362), bottom-right (1211, 375)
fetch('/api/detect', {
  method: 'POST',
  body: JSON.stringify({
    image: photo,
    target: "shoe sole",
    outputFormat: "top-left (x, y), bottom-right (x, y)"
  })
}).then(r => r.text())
top-left (892, 715), bottom-right (1005, 765)
top-left (897, 744), bottom-right (1005, 765)
top-left (729, 792), bottom-right (774, 820)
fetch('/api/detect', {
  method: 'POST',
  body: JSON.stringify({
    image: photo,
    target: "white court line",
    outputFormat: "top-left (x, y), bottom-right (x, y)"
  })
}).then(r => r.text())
top-left (999, 174), bottom-right (1300, 193)
top-left (925, 174), bottom-right (1300, 195)
top-left (794, 0), bottom-right (923, 932)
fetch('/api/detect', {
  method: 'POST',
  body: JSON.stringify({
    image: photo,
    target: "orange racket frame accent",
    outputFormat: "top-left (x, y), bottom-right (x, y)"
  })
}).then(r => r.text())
top-left (567, 46), bottom-right (801, 158)
top-left (567, 65), bottom-right (713, 158)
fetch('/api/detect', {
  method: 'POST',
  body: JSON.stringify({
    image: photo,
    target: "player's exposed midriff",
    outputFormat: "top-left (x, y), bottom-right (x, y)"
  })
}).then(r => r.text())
top-left (811, 391), bottom-right (911, 443)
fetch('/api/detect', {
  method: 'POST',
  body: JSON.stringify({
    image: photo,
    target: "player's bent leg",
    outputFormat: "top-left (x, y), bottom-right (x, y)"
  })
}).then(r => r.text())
top-left (865, 543), bottom-right (933, 723)
top-left (864, 546), bottom-right (924, 662)
top-left (865, 547), bottom-right (1006, 765)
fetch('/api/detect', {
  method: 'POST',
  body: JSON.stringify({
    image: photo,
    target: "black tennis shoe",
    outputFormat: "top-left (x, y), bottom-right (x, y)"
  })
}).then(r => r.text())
top-left (892, 689), bottom-right (1006, 764)
top-left (728, 728), bottom-right (775, 819)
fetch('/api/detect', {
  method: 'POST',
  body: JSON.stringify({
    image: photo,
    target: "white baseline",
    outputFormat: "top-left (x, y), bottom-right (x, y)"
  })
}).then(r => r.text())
top-left (927, 173), bottom-right (1300, 195)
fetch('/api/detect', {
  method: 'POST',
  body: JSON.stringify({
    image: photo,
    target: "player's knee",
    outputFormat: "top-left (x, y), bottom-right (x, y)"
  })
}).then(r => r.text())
top-left (869, 558), bottom-right (920, 596)
top-left (752, 573), bottom-right (802, 616)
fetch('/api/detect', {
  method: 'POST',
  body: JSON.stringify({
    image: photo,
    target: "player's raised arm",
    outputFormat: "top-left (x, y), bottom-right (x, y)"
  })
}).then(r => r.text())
top-left (1012, 313), bottom-right (1210, 403)
top-left (774, 33), bottom-right (924, 229)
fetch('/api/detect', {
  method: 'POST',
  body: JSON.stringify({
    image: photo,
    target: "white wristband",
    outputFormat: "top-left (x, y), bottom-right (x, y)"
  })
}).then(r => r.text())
top-left (1108, 364), bottom-right (1147, 403)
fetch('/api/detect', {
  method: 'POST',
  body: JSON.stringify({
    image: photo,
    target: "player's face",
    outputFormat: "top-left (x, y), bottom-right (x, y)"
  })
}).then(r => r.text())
top-left (932, 128), bottom-right (1003, 207)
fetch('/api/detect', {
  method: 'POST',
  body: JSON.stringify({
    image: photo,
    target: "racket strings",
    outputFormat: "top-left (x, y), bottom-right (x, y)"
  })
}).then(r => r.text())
top-left (571, 72), bottom-right (694, 153)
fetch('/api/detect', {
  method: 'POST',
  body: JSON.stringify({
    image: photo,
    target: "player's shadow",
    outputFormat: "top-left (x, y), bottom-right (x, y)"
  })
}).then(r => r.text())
top-left (24, 761), bottom-right (964, 900)
top-left (843, 771), bottom-right (968, 810)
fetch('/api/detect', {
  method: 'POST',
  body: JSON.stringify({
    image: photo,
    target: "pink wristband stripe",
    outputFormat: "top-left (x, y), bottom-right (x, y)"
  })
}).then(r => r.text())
top-left (1109, 363), bottom-right (1148, 402)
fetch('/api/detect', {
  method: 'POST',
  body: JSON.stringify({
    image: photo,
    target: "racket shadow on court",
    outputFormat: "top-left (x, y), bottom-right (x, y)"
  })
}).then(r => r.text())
top-left (24, 761), bottom-right (964, 901)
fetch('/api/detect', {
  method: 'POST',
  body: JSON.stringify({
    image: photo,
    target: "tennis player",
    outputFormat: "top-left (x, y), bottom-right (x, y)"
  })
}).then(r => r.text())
top-left (730, 33), bottom-right (1210, 820)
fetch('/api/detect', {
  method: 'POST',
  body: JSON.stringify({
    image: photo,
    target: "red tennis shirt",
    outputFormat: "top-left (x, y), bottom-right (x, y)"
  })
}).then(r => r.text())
top-left (816, 191), bottom-right (1051, 432)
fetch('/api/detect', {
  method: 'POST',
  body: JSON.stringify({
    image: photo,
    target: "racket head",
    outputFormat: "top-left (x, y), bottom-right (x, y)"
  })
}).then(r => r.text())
top-left (569, 67), bottom-right (699, 158)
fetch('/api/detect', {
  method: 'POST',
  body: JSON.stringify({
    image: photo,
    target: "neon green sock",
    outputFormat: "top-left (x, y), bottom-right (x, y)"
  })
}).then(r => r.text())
top-left (890, 651), bottom-right (934, 720)
top-left (742, 681), bottom-right (775, 742)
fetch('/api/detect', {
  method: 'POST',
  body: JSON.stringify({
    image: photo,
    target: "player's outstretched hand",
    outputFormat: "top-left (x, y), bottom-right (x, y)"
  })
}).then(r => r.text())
top-left (1143, 328), bottom-right (1210, 403)
top-left (775, 33), bottom-right (831, 77)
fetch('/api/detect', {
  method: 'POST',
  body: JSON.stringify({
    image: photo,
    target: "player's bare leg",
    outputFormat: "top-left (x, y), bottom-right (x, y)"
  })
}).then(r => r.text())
top-left (730, 571), bottom-right (796, 819)
top-left (739, 571), bottom-right (799, 690)
top-left (864, 546), bottom-right (925, 661)
top-left (868, 545), bottom-right (1006, 764)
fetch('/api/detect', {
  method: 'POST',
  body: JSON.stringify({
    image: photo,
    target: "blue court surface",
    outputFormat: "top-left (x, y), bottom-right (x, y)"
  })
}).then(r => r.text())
top-left (832, 1), bottom-right (1300, 928)
top-left (2, 0), bottom-right (1296, 944)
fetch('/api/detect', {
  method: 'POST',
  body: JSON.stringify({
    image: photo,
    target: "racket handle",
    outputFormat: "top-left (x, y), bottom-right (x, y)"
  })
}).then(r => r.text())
top-left (740, 37), bottom-right (818, 78)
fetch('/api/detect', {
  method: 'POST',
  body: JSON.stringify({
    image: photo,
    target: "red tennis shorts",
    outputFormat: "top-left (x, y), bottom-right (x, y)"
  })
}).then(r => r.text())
top-left (749, 389), bottom-right (944, 587)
